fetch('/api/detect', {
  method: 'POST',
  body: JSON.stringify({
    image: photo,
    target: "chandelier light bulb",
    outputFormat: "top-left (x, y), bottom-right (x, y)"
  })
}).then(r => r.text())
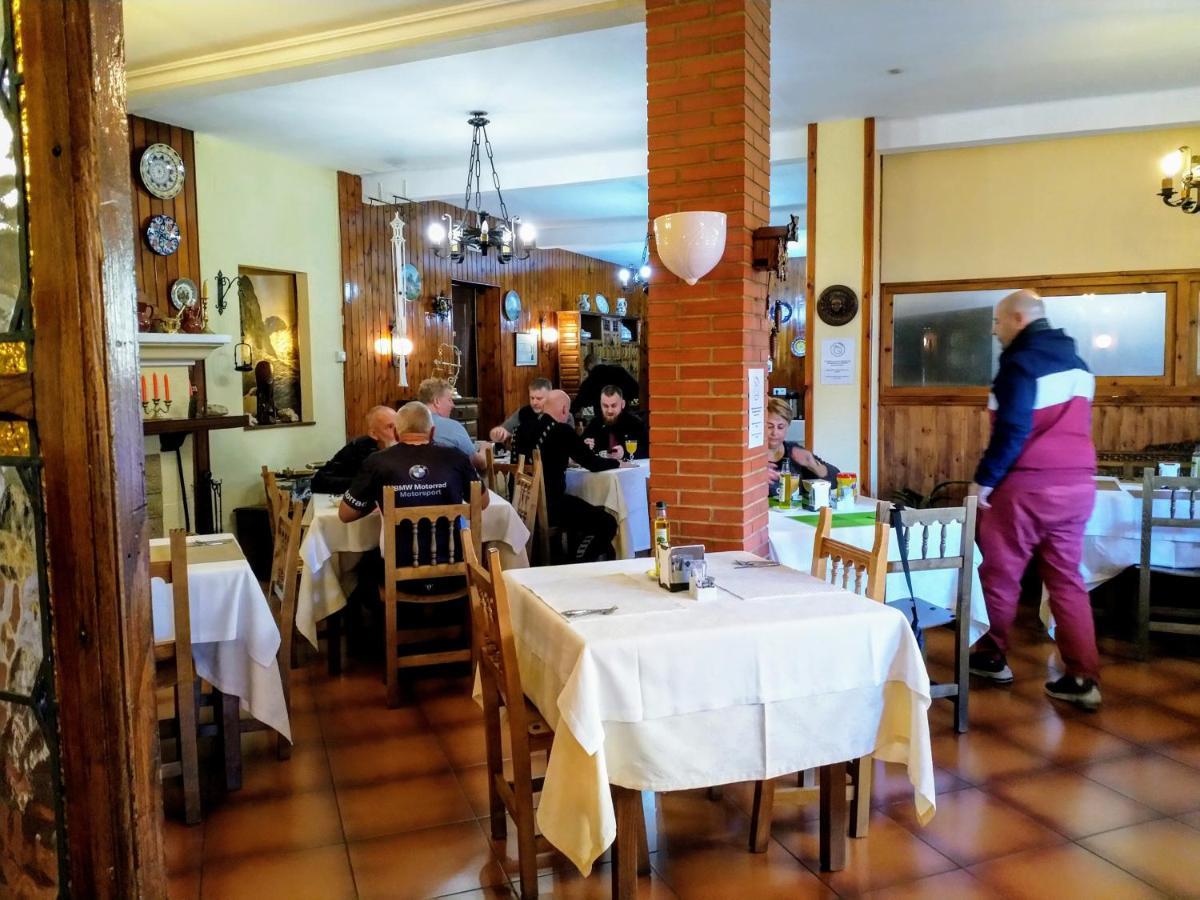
top-left (542, 326), bottom-right (559, 343)
top-left (639, 264), bottom-right (652, 280)
top-left (396, 337), bottom-right (414, 356)
top-left (1093, 334), bottom-right (1113, 350)
top-left (1160, 149), bottom-right (1184, 178)
top-left (426, 222), bottom-right (447, 244)
top-left (518, 222), bottom-right (536, 244)
top-left (618, 268), bottom-right (631, 285)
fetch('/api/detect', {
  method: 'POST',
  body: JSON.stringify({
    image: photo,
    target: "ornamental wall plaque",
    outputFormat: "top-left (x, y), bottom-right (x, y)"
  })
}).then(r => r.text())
top-left (816, 284), bottom-right (858, 326)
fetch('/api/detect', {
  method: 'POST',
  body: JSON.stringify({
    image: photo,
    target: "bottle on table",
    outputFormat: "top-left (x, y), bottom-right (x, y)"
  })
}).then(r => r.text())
top-left (780, 459), bottom-right (794, 510)
top-left (653, 501), bottom-right (672, 577)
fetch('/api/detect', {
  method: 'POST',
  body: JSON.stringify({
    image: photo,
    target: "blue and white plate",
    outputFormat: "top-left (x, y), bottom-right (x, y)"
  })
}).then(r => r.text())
top-left (403, 263), bottom-right (421, 301)
top-left (594, 293), bottom-right (610, 314)
top-left (504, 290), bottom-right (522, 321)
top-left (139, 142), bottom-right (185, 200)
top-left (146, 214), bottom-right (181, 256)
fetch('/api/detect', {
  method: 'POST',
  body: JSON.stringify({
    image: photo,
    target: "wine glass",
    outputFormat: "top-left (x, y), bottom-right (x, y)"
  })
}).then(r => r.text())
top-left (624, 438), bottom-right (638, 458)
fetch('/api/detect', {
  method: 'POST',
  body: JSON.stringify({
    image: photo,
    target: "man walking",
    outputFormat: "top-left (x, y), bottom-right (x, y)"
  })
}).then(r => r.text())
top-left (969, 290), bottom-right (1101, 710)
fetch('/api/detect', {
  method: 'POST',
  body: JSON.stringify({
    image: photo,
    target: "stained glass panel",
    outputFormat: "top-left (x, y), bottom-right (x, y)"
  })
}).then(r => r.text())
top-left (0, 0), bottom-right (22, 335)
top-left (0, 700), bottom-right (58, 897)
top-left (0, 466), bottom-right (41, 696)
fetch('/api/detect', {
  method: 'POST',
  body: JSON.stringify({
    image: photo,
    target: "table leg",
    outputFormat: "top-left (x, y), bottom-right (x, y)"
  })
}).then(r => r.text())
top-left (218, 691), bottom-right (243, 791)
top-left (611, 785), bottom-right (641, 900)
top-left (819, 762), bottom-right (847, 871)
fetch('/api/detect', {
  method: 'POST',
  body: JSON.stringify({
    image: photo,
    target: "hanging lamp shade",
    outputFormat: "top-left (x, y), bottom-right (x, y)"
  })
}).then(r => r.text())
top-left (652, 211), bottom-right (727, 286)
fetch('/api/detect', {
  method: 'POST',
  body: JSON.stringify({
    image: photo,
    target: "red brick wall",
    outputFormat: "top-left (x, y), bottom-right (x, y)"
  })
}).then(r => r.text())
top-left (646, 0), bottom-right (772, 553)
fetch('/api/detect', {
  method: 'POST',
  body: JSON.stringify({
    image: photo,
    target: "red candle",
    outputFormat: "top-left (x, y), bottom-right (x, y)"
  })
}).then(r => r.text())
top-left (152, 372), bottom-right (159, 400)
top-left (164, 375), bottom-right (171, 402)
top-left (140, 374), bottom-right (147, 403)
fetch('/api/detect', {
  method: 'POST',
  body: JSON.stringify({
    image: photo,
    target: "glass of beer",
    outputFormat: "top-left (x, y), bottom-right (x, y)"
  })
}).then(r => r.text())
top-left (624, 439), bottom-right (638, 458)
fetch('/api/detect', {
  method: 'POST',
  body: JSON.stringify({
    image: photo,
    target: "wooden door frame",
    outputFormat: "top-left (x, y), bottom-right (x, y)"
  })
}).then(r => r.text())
top-left (463, 280), bottom-right (506, 434)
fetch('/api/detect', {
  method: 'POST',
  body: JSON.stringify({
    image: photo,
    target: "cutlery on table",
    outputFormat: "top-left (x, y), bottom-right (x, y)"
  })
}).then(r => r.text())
top-left (732, 560), bottom-right (780, 569)
top-left (561, 606), bottom-right (618, 619)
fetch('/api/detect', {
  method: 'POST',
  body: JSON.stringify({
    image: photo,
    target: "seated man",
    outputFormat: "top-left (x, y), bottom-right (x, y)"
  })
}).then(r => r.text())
top-left (572, 353), bottom-right (640, 416)
top-left (488, 377), bottom-right (572, 444)
top-left (311, 404), bottom-right (396, 494)
top-left (765, 396), bottom-right (838, 491)
top-left (523, 389), bottom-right (623, 563)
top-left (417, 376), bottom-right (487, 469)
top-left (581, 385), bottom-right (648, 459)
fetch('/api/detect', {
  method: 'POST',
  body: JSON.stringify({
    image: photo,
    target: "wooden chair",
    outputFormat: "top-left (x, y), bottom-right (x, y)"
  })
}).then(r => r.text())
top-left (262, 465), bottom-right (281, 538)
top-left (486, 445), bottom-right (526, 501)
top-left (463, 528), bottom-right (555, 899)
top-left (748, 503), bottom-right (890, 867)
top-left (1137, 467), bottom-right (1200, 658)
top-left (153, 529), bottom-right (202, 824)
top-left (379, 481), bottom-right (482, 707)
top-left (510, 453), bottom-right (542, 561)
top-left (884, 496), bottom-right (978, 733)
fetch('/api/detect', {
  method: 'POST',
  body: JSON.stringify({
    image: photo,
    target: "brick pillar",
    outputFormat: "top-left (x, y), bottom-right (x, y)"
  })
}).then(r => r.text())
top-left (646, 0), bottom-right (771, 553)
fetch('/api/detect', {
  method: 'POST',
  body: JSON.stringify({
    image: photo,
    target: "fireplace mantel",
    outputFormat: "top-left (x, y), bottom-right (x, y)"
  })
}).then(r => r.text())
top-left (137, 332), bottom-right (230, 366)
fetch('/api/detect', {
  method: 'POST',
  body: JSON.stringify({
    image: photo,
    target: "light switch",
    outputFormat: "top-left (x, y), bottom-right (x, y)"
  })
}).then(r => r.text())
top-left (335, 350), bottom-right (347, 363)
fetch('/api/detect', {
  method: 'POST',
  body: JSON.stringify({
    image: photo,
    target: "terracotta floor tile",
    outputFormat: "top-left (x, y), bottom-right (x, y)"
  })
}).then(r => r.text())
top-left (162, 818), bottom-right (204, 875)
top-left (456, 756), bottom-right (548, 819)
top-left (327, 731), bottom-right (450, 786)
top-left (199, 844), bottom-right (356, 900)
top-left (868, 760), bottom-right (969, 808)
top-left (1151, 657), bottom-right (1200, 684)
top-left (319, 700), bottom-right (427, 745)
top-left (961, 688), bottom-right (1057, 727)
top-left (968, 843), bottom-right (1164, 900)
top-left (1082, 752), bottom-right (1200, 815)
top-left (430, 888), bottom-right (515, 899)
top-left (348, 821), bottom-right (510, 900)
top-left (313, 671), bottom-right (392, 709)
top-left (1178, 811), bottom-right (1200, 830)
top-left (930, 729), bottom-right (1054, 784)
top-left (538, 857), bottom-right (679, 899)
top-left (167, 868), bottom-right (200, 900)
top-left (885, 787), bottom-right (1066, 866)
top-left (1088, 702), bottom-right (1200, 744)
top-left (1153, 689), bottom-right (1200, 721)
top-left (863, 868), bottom-right (1002, 900)
top-left (654, 790), bottom-right (755, 853)
top-left (987, 769), bottom-right (1160, 839)
top-left (1003, 715), bottom-right (1137, 766)
top-left (437, 720), bottom-right (496, 769)
top-left (421, 690), bottom-right (486, 728)
top-left (234, 744), bottom-right (332, 801)
top-left (773, 810), bottom-right (957, 895)
top-left (1081, 818), bottom-right (1200, 898)
top-left (653, 837), bottom-right (835, 899)
top-left (200, 789), bottom-right (343, 861)
top-left (1156, 735), bottom-right (1200, 771)
top-left (1098, 663), bottom-right (1188, 699)
top-left (336, 771), bottom-right (475, 841)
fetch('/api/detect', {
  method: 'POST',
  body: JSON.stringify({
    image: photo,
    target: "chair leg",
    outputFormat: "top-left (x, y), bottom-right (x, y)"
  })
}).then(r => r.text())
top-left (514, 802), bottom-right (539, 900)
top-left (611, 786), bottom-right (640, 900)
top-left (954, 618), bottom-right (970, 734)
top-left (748, 779), bottom-right (774, 853)
top-left (849, 756), bottom-right (872, 838)
top-left (818, 762), bottom-right (847, 871)
top-left (481, 696), bottom-right (507, 842)
top-left (636, 793), bottom-right (651, 876)
top-left (176, 682), bottom-right (202, 825)
top-left (1136, 564), bottom-right (1152, 660)
top-left (384, 598), bottom-right (400, 708)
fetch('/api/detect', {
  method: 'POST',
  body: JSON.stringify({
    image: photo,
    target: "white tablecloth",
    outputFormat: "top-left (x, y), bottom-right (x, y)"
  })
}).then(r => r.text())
top-left (767, 498), bottom-right (989, 644)
top-left (504, 552), bottom-right (935, 875)
top-left (296, 490), bottom-right (530, 647)
top-left (149, 534), bottom-right (291, 741)
top-left (564, 459), bottom-right (651, 558)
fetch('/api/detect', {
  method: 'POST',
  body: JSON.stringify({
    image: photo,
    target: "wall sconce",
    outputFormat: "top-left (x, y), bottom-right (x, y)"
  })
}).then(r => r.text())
top-left (1158, 145), bottom-right (1200, 215)
top-left (652, 211), bottom-right (727, 285)
top-left (233, 339), bottom-right (253, 372)
top-left (539, 315), bottom-right (559, 350)
top-left (374, 322), bottom-right (414, 368)
top-left (214, 270), bottom-right (247, 316)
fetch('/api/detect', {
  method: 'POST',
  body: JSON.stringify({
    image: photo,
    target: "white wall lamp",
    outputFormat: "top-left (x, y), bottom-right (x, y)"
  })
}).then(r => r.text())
top-left (652, 211), bottom-right (727, 286)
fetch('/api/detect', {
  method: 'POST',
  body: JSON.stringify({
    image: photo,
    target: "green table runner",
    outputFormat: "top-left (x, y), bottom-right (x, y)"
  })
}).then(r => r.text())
top-left (786, 510), bottom-right (878, 528)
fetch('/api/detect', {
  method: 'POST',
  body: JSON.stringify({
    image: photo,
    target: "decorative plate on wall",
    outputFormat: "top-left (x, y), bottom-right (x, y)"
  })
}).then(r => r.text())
top-left (503, 290), bottom-right (523, 322)
top-left (402, 263), bottom-right (422, 301)
top-left (790, 337), bottom-right (806, 358)
top-left (139, 142), bottom-right (185, 200)
top-left (594, 293), bottom-right (610, 314)
top-left (816, 284), bottom-right (858, 326)
top-left (774, 300), bottom-right (793, 324)
top-left (170, 277), bottom-right (199, 310)
top-left (145, 214), bottom-right (181, 256)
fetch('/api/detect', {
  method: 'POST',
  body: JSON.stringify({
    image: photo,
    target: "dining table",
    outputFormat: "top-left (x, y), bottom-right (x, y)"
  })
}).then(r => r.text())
top-left (503, 551), bottom-right (936, 897)
top-left (295, 489), bottom-right (530, 649)
top-left (767, 496), bottom-right (989, 642)
top-left (564, 457), bottom-right (651, 559)
top-left (149, 533), bottom-right (292, 743)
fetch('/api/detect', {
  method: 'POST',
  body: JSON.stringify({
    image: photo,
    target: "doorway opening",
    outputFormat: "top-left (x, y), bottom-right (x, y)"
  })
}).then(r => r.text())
top-left (450, 282), bottom-right (479, 399)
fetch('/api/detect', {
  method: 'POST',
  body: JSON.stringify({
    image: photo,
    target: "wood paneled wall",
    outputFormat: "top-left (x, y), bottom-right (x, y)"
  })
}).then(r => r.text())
top-left (877, 403), bottom-right (1200, 502)
top-left (128, 116), bottom-right (201, 318)
top-left (769, 255), bottom-right (806, 394)
top-left (337, 172), bottom-right (635, 435)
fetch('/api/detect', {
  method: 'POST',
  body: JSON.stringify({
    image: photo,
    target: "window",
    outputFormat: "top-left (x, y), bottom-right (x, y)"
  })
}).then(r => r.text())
top-left (1041, 292), bottom-right (1167, 377)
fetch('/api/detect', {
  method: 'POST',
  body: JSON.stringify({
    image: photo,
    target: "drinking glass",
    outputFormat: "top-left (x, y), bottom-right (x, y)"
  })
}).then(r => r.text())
top-left (624, 439), bottom-right (638, 458)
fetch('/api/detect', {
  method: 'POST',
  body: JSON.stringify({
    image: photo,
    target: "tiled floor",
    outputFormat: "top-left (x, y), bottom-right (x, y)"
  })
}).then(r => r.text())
top-left (163, 615), bottom-right (1200, 899)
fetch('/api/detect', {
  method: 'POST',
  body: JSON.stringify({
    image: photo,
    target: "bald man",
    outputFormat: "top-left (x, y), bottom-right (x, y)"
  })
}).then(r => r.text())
top-left (968, 290), bottom-right (1101, 710)
top-left (522, 389), bottom-right (623, 562)
top-left (312, 405), bottom-right (397, 494)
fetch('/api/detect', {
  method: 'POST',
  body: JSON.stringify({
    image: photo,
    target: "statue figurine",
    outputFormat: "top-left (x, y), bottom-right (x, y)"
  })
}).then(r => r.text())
top-left (254, 360), bottom-right (277, 425)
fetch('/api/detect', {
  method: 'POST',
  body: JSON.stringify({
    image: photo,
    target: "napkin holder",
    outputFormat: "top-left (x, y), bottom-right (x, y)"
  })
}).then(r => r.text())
top-left (802, 479), bottom-right (830, 511)
top-left (657, 544), bottom-right (705, 592)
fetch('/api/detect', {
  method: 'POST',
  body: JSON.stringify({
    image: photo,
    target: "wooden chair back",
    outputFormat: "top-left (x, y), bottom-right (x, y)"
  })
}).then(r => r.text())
top-left (268, 496), bottom-right (305, 671)
top-left (1137, 467), bottom-right (1200, 656)
top-left (151, 529), bottom-right (201, 824)
top-left (488, 446), bottom-right (527, 501)
top-left (810, 502), bottom-right (890, 601)
top-left (262, 465), bottom-right (281, 535)
top-left (510, 454), bottom-right (542, 556)
top-left (380, 480), bottom-right (482, 592)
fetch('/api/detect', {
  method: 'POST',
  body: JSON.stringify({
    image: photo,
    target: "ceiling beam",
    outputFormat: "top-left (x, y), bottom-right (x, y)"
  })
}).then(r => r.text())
top-left (127, 0), bottom-right (643, 105)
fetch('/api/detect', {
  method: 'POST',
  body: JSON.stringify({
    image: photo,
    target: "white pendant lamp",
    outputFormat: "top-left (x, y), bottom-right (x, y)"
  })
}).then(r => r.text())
top-left (652, 211), bottom-right (727, 285)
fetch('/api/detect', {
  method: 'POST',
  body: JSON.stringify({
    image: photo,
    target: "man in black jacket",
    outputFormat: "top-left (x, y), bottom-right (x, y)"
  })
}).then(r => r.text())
top-left (581, 386), bottom-right (647, 459)
top-left (529, 390), bottom-right (624, 562)
top-left (572, 353), bottom-right (640, 416)
top-left (311, 405), bottom-right (396, 494)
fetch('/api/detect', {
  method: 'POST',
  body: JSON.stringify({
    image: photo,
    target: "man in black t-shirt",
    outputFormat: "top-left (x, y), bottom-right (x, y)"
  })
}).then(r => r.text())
top-left (581, 386), bottom-right (647, 459)
top-left (311, 405), bottom-right (397, 494)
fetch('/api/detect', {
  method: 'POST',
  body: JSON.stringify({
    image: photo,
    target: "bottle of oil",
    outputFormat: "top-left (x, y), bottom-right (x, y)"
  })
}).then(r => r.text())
top-left (653, 501), bottom-right (672, 577)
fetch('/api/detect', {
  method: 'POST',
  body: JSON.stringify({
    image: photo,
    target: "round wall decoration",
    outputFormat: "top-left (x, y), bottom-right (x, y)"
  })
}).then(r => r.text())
top-left (139, 142), bottom-right (185, 200)
top-left (816, 284), bottom-right (858, 326)
top-left (145, 214), bottom-right (181, 256)
top-left (503, 290), bottom-right (523, 322)
top-left (402, 263), bottom-right (422, 301)
top-left (170, 277), bottom-right (199, 310)
top-left (772, 300), bottom-right (793, 324)
top-left (594, 293), bottom-right (610, 314)
top-left (790, 337), bottom-right (807, 358)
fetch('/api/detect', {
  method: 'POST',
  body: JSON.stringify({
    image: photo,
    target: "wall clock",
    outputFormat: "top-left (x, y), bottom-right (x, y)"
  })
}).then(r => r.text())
top-left (816, 284), bottom-right (858, 326)
top-left (503, 290), bottom-right (523, 322)
top-left (145, 214), bottom-right (181, 256)
top-left (139, 142), bottom-right (185, 200)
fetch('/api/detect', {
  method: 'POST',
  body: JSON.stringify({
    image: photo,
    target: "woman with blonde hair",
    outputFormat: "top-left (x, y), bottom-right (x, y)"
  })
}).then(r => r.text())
top-left (765, 396), bottom-right (838, 490)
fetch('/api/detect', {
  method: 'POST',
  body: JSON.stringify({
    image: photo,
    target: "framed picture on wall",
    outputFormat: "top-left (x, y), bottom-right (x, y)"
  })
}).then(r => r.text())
top-left (515, 331), bottom-right (538, 367)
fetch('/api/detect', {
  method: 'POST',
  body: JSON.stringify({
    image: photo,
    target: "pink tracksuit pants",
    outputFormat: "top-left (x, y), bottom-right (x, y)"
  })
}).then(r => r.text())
top-left (974, 479), bottom-right (1100, 681)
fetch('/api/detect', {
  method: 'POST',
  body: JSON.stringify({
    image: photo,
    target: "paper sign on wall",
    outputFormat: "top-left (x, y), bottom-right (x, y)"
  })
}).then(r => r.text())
top-left (820, 338), bottom-right (855, 385)
top-left (747, 367), bottom-right (765, 448)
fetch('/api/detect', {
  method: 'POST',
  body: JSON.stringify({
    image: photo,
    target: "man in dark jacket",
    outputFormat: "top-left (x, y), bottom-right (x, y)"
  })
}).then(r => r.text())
top-left (968, 290), bottom-right (1101, 710)
top-left (581, 386), bottom-right (647, 459)
top-left (572, 354), bottom-right (640, 416)
top-left (311, 405), bottom-right (396, 494)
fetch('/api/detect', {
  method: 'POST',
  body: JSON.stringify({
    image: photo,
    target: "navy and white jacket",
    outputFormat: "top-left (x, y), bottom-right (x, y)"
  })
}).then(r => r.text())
top-left (973, 319), bottom-right (1096, 489)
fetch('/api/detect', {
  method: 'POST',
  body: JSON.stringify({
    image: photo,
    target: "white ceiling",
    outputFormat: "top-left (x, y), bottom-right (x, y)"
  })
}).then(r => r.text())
top-left (125, 0), bottom-right (1200, 263)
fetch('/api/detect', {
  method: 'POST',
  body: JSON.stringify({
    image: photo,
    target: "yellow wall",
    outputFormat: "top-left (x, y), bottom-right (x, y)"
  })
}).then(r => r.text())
top-left (811, 119), bottom-right (866, 473)
top-left (882, 126), bottom-right (1200, 283)
top-left (194, 134), bottom-right (345, 528)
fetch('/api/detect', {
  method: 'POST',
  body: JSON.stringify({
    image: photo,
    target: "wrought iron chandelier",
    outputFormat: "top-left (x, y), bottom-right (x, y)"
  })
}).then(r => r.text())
top-left (427, 112), bottom-right (536, 263)
top-left (1158, 145), bottom-right (1200, 214)
top-left (618, 232), bottom-right (652, 294)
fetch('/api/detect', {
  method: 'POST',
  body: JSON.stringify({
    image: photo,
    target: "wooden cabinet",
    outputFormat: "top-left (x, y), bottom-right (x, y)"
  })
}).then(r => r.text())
top-left (579, 312), bottom-right (643, 385)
